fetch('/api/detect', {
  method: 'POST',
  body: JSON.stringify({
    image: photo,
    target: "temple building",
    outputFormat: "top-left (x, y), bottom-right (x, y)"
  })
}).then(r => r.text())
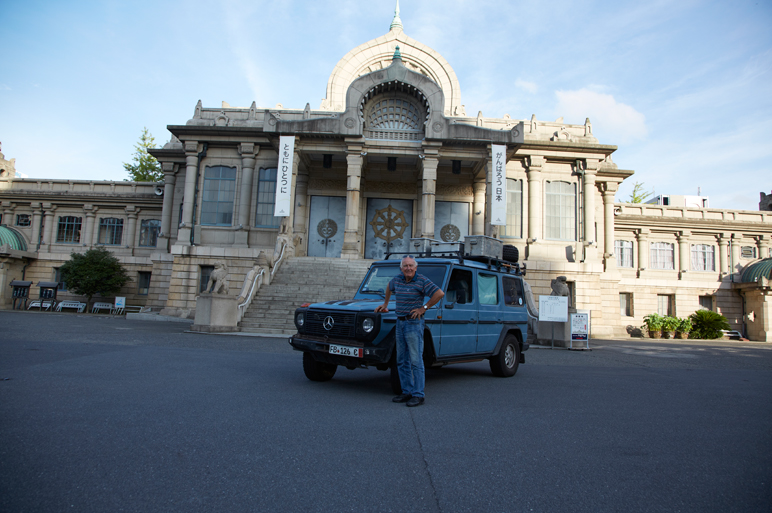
top-left (1, 7), bottom-right (771, 341)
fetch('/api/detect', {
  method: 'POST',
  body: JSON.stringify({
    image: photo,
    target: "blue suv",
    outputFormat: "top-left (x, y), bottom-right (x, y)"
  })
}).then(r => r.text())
top-left (290, 240), bottom-right (529, 393)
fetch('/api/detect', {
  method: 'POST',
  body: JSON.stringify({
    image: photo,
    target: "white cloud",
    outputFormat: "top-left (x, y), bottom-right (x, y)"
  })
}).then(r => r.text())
top-left (515, 79), bottom-right (537, 94)
top-left (554, 88), bottom-right (648, 143)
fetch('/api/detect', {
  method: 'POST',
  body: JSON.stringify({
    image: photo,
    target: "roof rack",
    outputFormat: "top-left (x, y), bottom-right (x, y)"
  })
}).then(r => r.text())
top-left (385, 238), bottom-right (526, 276)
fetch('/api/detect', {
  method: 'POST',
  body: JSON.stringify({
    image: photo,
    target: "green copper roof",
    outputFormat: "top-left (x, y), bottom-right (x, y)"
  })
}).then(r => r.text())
top-left (740, 258), bottom-right (772, 283)
top-left (393, 45), bottom-right (402, 61)
top-left (0, 225), bottom-right (27, 251)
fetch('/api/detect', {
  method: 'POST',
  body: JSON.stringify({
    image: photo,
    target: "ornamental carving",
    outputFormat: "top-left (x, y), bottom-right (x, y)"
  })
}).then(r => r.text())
top-left (317, 219), bottom-right (338, 239)
top-left (440, 224), bottom-right (461, 242)
top-left (436, 184), bottom-right (474, 197)
top-left (364, 181), bottom-right (416, 195)
top-left (369, 205), bottom-right (408, 243)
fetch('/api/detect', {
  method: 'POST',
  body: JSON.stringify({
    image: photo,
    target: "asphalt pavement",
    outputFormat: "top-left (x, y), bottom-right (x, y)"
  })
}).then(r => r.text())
top-left (1, 311), bottom-right (771, 513)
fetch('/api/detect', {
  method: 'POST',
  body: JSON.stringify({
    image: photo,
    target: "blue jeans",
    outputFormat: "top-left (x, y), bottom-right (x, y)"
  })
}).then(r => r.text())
top-left (395, 318), bottom-right (425, 398)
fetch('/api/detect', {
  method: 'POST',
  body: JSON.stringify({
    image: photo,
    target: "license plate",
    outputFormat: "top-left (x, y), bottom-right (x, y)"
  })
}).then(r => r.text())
top-left (328, 344), bottom-right (363, 358)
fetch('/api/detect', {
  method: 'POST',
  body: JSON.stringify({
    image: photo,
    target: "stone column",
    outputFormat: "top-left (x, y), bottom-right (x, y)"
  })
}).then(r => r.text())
top-left (757, 235), bottom-right (771, 260)
top-left (342, 144), bottom-right (363, 259)
top-left (293, 169), bottom-right (309, 256)
top-left (83, 205), bottom-right (96, 246)
top-left (420, 155), bottom-right (439, 239)
top-left (717, 233), bottom-right (730, 276)
top-left (92, 210), bottom-right (102, 245)
top-left (30, 202), bottom-right (43, 250)
top-left (1, 202), bottom-right (14, 227)
top-left (160, 162), bottom-right (177, 247)
top-left (525, 156), bottom-right (544, 242)
top-left (42, 203), bottom-right (56, 249)
top-left (601, 182), bottom-right (618, 271)
top-left (234, 143), bottom-right (258, 247)
top-left (636, 228), bottom-right (649, 276)
top-left (730, 235), bottom-right (741, 275)
top-left (582, 159), bottom-right (599, 262)
top-left (677, 230), bottom-right (691, 279)
top-left (472, 180), bottom-right (486, 235)
top-left (125, 206), bottom-right (139, 248)
top-left (178, 141), bottom-right (199, 245)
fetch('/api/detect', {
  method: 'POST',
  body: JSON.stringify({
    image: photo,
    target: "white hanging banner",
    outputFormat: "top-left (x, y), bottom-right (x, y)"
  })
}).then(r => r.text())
top-left (274, 136), bottom-right (295, 217)
top-left (490, 144), bottom-right (507, 226)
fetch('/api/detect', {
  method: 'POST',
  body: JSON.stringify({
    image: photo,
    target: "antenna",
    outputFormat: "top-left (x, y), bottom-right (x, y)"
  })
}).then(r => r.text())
top-left (697, 187), bottom-right (701, 196)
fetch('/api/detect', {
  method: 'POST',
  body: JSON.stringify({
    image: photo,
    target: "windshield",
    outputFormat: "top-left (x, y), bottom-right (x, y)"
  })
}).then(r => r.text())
top-left (358, 264), bottom-right (447, 298)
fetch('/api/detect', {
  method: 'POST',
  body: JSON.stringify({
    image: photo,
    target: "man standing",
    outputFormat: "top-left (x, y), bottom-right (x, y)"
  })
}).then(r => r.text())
top-left (375, 256), bottom-right (444, 407)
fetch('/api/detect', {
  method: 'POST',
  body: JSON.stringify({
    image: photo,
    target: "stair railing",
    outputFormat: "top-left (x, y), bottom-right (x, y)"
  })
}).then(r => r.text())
top-left (272, 240), bottom-right (287, 280)
top-left (237, 268), bottom-right (265, 323)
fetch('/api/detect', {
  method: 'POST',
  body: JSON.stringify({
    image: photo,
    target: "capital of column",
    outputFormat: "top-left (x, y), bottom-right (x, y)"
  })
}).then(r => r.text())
top-left (677, 230), bottom-right (691, 242)
top-left (525, 155), bottom-right (545, 172)
top-left (184, 141), bottom-right (199, 155)
top-left (125, 206), bottom-right (140, 219)
top-left (636, 228), bottom-right (649, 240)
top-left (42, 203), bottom-right (57, 213)
top-left (83, 204), bottom-right (97, 217)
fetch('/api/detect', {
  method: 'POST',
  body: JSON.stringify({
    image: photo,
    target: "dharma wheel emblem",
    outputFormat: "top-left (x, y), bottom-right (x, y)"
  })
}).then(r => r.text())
top-left (369, 205), bottom-right (408, 243)
top-left (317, 219), bottom-right (337, 239)
top-left (440, 224), bottom-right (461, 242)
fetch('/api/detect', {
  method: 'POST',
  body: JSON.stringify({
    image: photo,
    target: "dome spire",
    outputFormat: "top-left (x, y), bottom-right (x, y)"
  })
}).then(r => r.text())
top-left (390, 0), bottom-right (403, 32)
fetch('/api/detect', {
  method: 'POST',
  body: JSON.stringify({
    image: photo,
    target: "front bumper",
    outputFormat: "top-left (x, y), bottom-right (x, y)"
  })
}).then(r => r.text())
top-left (289, 334), bottom-right (393, 367)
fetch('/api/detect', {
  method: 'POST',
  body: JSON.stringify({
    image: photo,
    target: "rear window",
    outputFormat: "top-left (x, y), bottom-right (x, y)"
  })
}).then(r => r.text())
top-left (359, 264), bottom-right (447, 297)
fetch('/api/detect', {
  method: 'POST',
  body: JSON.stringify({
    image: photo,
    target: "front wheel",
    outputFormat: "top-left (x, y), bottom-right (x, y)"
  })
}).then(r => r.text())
top-left (489, 335), bottom-right (520, 377)
top-left (303, 352), bottom-right (337, 381)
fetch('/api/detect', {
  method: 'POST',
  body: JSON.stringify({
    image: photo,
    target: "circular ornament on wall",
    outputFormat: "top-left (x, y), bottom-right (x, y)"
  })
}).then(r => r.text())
top-left (432, 121), bottom-right (444, 133)
top-left (317, 219), bottom-right (338, 239)
top-left (268, 117), bottom-right (277, 126)
top-left (344, 117), bottom-right (356, 129)
top-left (440, 224), bottom-right (461, 242)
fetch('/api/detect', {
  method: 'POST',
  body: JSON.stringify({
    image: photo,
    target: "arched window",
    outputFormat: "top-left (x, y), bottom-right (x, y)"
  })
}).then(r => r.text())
top-left (363, 92), bottom-right (426, 141)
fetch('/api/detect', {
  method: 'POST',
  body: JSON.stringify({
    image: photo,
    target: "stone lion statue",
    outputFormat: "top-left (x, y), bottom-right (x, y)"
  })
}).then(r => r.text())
top-left (206, 262), bottom-right (230, 295)
top-left (550, 275), bottom-right (571, 307)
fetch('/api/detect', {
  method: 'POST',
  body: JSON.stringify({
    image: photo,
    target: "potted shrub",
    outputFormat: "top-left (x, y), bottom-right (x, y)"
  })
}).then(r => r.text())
top-left (661, 316), bottom-right (679, 339)
top-left (642, 313), bottom-right (664, 339)
top-left (689, 310), bottom-right (730, 339)
top-left (675, 317), bottom-right (692, 339)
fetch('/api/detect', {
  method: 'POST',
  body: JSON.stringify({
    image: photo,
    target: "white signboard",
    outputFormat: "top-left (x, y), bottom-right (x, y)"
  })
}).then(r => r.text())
top-left (538, 295), bottom-right (568, 322)
top-left (274, 136), bottom-right (295, 217)
top-left (115, 296), bottom-right (126, 309)
top-left (571, 312), bottom-right (589, 341)
top-left (490, 144), bottom-right (507, 226)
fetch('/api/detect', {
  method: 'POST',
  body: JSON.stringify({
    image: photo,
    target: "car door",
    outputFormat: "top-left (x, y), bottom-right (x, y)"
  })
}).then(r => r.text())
top-left (475, 272), bottom-right (501, 353)
top-left (439, 267), bottom-right (477, 355)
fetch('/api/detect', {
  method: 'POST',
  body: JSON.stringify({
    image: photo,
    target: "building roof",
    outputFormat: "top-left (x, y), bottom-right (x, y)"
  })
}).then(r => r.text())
top-left (740, 258), bottom-right (772, 283)
top-left (0, 225), bottom-right (28, 251)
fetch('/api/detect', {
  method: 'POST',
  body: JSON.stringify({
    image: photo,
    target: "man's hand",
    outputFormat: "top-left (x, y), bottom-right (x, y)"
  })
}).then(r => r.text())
top-left (409, 307), bottom-right (424, 319)
top-left (375, 304), bottom-right (388, 313)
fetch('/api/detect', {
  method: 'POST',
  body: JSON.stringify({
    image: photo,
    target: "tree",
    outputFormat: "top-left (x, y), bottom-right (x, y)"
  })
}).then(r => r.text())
top-left (59, 248), bottom-right (131, 307)
top-left (628, 182), bottom-right (654, 203)
top-left (123, 127), bottom-right (162, 182)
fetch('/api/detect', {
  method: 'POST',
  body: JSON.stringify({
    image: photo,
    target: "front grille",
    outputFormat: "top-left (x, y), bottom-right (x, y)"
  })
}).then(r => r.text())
top-left (305, 310), bottom-right (357, 339)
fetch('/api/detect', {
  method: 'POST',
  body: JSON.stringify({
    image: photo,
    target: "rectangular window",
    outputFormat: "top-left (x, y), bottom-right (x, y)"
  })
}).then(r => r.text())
top-left (501, 178), bottom-right (522, 239)
top-left (139, 219), bottom-right (161, 247)
top-left (98, 218), bottom-right (124, 245)
top-left (200, 265), bottom-right (214, 293)
top-left (615, 240), bottom-right (633, 268)
top-left (691, 244), bottom-right (715, 271)
top-left (619, 292), bottom-right (633, 317)
top-left (657, 294), bottom-right (674, 316)
top-left (699, 295), bottom-right (713, 311)
top-left (741, 246), bottom-right (756, 259)
top-left (255, 167), bottom-right (280, 228)
top-left (502, 276), bottom-right (523, 307)
top-left (201, 166), bottom-right (237, 226)
top-left (545, 181), bottom-right (576, 240)
top-left (446, 268), bottom-right (473, 305)
top-left (478, 273), bottom-right (499, 305)
top-left (650, 242), bottom-right (675, 270)
top-left (54, 268), bottom-right (67, 291)
top-left (56, 216), bottom-right (82, 244)
top-left (137, 271), bottom-right (151, 295)
top-left (16, 214), bottom-right (31, 227)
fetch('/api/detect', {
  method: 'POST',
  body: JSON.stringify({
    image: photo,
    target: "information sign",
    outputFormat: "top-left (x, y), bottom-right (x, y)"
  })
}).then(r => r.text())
top-left (115, 297), bottom-right (126, 309)
top-left (571, 312), bottom-right (589, 341)
top-left (538, 296), bottom-right (568, 322)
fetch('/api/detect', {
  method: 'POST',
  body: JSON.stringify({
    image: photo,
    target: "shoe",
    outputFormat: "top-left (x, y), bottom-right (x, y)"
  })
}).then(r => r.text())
top-left (406, 397), bottom-right (425, 407)
top-left (392, 393), bottom-right (412, 403)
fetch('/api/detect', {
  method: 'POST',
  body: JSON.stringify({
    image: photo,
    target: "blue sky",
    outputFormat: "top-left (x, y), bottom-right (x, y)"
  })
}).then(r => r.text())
top-left (2, 0), bottom-right (770, 210)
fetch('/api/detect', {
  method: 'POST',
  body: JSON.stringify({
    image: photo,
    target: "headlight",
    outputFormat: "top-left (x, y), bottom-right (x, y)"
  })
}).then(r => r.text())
top-left (362, 317), bottom-right (374, 333)
top-left (296, 312), bottom-right (305, 327)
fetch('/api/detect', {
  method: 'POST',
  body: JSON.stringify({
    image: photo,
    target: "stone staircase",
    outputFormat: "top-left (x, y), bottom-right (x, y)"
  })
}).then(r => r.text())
top-left (238, 257), bottom-right (375, 335)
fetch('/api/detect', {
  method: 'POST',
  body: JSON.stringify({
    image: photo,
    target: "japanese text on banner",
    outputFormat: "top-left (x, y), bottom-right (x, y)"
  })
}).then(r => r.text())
top-left (275, 136), bottom-right (295, 217)
top-left (490, 144), bottom-right (507, 226)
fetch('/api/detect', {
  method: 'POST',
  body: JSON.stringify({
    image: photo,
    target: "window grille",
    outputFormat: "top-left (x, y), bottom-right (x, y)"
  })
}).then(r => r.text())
top-left (98, 218), bottom-right (124, 245)
top-left (139, 219), bottom-right (161, 247)
top-left (650, 242), bottom-right (674, 270)
top-left (501, 178), bottom-right (522, 239)
top-left (56, 216), bottom-right (82, 244)
top-left (16, 214), bottom-right (31, 227)
top-left (255, 168), bottom-right (280, 228)
top-left (615, 240), bottom-right (633, 268)
top-left (741, 246), bottom-right (756, 259)
top-left (137, 272), bottom-right (151, 295)
top-left (545, 181), bottom-right (576, 240)
top-left (691, 244), bottom-right (715, 271)
top-left (201, 166), bottom-right (236, 226)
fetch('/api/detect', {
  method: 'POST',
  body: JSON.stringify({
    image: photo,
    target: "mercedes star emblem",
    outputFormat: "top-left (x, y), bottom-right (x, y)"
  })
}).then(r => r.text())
top-left (323, 316), bottom-right (334, 330)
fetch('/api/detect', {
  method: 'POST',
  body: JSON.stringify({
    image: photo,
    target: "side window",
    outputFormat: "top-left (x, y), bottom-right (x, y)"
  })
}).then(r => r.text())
top-left (478, 273), bottom-right (499, 306)
top-left (446, 268), bottom-right (473, 305)
top-left (502, 276), bottom-right (523, 307)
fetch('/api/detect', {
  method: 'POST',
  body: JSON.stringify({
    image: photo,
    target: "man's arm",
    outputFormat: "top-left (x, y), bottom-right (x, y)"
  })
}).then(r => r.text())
top-left (409, 288), bottom-right (445, 319)
top-left (375, 288), bottom-right (391, 313)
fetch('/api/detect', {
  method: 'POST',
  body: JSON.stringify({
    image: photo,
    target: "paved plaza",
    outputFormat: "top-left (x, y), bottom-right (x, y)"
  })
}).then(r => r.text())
top-left (1, 311), bottom-right (771, 512)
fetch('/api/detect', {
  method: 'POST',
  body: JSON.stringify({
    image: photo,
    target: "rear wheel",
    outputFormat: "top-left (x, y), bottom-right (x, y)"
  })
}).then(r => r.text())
top-left (302, 352), bottom-right (337, 381)
top-left (489, 334), bottom-right (520, 377)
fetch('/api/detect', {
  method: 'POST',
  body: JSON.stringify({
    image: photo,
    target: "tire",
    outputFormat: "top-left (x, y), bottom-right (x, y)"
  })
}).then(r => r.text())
top-left (489, 334), bottom-right (520, 377)
top-left (503, 244), bottom-right (519, 263)
top-left (390, 364), bottom-right (402, 395)
top-left (302, 352), bottom-right (337, 381)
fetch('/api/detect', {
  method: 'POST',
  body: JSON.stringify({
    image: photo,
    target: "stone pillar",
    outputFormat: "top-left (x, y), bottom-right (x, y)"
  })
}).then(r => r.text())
top-left (178, 141), bottom-right (199, 245)
top-left (2, 202), bottom-right (14, 227)
top-left (41, 204), bottom-right (56, 249)
top-left (730, 235), bottom-right (741, 275)
top-left (342, 144), bottom-right (363, 258)
top-left (160, 163), bottom-right (177, 248)
top-left (83, 205), bottom-right (97, 246)
top-left (601, 182), bottom-right (617, 271)
top-left (636, 228), bottom-right (649, 275)
top-left (582, 160), bottom-right (599, 262)
top-left (92, 210), bottom-right (102, 245)
top-left (293, 169), bottom-right (309, 256)
top-left (30, 202), bottom-right (42, 250)
top-left (420, 155), bottom-right (439, 239)
top-left (757, 235), bottom-right (771, 260)
top-left (472, 180), bottom-right (486, 235)
top-left (525, 156), bottom-right (544, 242)
top-left (717, 233), bottom-right (730, 276)
top-left (677, 230), bottom-right (691, 279)
top-left (234, 143), bottom-right (258, 247)
top-left (125, 206), bottom-right (139, 248)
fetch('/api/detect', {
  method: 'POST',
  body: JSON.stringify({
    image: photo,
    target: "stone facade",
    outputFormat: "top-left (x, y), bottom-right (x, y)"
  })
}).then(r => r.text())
top-left (1, 8), bottom-right (771, 341)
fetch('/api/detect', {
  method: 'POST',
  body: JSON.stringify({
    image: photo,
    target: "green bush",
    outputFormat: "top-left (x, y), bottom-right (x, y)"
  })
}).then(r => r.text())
top-left (662, 316), bottom-right (679, 332)
top-left (689, 310), bottom-right (730, 339)
top-left (676, 317), bottom-right (692, 333)
top-left (642, 313), bottom-right (664, 332)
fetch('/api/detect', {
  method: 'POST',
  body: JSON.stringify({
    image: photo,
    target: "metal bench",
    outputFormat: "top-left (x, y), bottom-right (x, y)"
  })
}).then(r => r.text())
top-left (56, 301), bottom-right (86, 313)
top-left (112, 305), bottom-right (143, 315)
top-left (27, 300), bottom-right (54, 311)
top-left (91, 302), bottom-right (114, 314)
